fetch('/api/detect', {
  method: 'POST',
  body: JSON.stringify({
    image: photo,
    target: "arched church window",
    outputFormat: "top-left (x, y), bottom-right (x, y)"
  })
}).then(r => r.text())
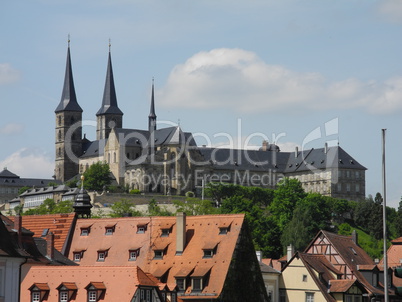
top-left (58, 115), bottom-right (61, 126)
top-left (114, 152), bottom-right (117, 163)
top-left (58, 148), bottom-right (62, 158)
top-left (70, 116), bottom-right (75, 125)
top-left (108, 153), bottom-right (111, 163)
top-left (58, 130), bottom-right (62, 141)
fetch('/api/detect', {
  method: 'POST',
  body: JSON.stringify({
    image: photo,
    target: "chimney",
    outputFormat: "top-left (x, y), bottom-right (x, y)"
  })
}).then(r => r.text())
top-left (46, 232), bottom-right (55, 260)
top-left (176, 212), bottom-right (186, 255)
top-left (14, 215), bottom-right (22, 236)
top-left (324, 142), bottom-right (328, 154)
top-left (262, 140), bottom-right (268, 151)
top-left (295, 146), bottom-right (299, 158)
top-left (287, 244), bottom-right (294, 262)
top-left (256, 251), bottom-right (262, 263)
top-left (352, 230), bottom-right (358, 245)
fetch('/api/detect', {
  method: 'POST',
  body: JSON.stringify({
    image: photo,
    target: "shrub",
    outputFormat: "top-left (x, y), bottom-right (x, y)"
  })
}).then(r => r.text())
top-left (130, 189), bottom-right (141, 195)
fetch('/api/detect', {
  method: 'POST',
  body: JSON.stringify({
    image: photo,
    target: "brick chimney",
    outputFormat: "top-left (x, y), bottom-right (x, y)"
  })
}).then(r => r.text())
top-left (287, 244), bottom-right (294, 262)
top-left (14, 215), bottom-right (22, 235)
top-left (46, 232), bottom-right (55, 260)
top-left (176, 212), bottom-right (186, 255)
top-left (352, 230), bottom-right (358, 246)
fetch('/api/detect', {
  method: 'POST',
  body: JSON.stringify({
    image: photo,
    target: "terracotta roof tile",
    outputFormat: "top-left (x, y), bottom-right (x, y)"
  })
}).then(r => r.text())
top-left (67, 214), bottom-right (245, 298)
top-left (329, 279), bottom-right (357, 292)
top-left (22, 266), bottom-right (157, 301)
top-left (8, 213), bottom-right (76, 253)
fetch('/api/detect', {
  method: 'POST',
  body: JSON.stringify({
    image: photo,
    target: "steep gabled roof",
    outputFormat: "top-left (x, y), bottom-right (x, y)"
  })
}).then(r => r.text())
top-left (55, 46), bottom-right (82, 113)
top-left (9, 213), bottom-right (77, 253)
top-left (67, 214), bottom-right (245, 299)
top-left (0, 168), bottom-right (19, 179)
top-left (96, 50), bottom-right (123, 116)
top-left (21, 266), bottom-right (158, 301)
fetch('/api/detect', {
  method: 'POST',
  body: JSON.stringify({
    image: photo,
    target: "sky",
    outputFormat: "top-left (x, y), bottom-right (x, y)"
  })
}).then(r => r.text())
top-left (0, 0), bottom-right (402, 207)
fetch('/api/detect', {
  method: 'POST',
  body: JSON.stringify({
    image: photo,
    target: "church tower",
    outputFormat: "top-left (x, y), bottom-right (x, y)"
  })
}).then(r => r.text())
top-left (55, 41), bottom-right (83, 182)
top-left (96, 43), bottom-right (123, 140)
top-left (148, 79), bottom-right (157, 133)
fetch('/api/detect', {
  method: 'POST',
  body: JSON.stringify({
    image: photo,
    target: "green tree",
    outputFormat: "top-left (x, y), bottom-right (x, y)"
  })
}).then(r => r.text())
top-left (83, 161), bottom-right (111, 191)
top-left (281, 193), bottom-right (332, 252)
top-left (269, 178), bottom-right (307, 231)
top-left (393, 198), bottom-right (402, 237)
top-left (65, 177), bottom-right (79, 188)
top-left (173, 198), bottom-right (219, 216)
top-left (148, 199), bottom-right (173, 216)
top-left (110, 199), bottom-right (142, 217)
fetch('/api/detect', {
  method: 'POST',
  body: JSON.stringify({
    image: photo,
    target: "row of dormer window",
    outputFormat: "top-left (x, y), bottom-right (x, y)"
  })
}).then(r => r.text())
top-left (79, 225), bottom-right (229, 237)
top-left (73, 245), bottom-right (217, 262)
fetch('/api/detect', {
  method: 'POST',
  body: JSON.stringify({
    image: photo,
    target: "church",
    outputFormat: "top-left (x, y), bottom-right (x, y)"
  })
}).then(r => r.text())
top-left (55, 44), bottom-right (366, 201)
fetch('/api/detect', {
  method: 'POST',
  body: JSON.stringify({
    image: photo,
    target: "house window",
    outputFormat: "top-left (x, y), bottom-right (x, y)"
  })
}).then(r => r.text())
top-left (203, 249), bottom-right (214, 258)
top-left (73, 252), bottom-right (81, 262)
top-left (97, 251), bottom-right (107, 262)
top-left (80, 228), bottom-right (90, 236)
top-left (176, 278), bottom-right (186, 291)
top-left (88, 290), bottom-right (97, 302)
top-left (306, 292), bottom-right (314, 302)
top-left (219, 227), bottom-right (229, 234)
top-left (302, 274), bottom-right (308, 282)
top-left (105, 227), bottom-right (114, 235)
top-left (129, 249), bottom-right (140, 261)
top-left (346, 183), bottom-right (351, 192)
top-left (32, 292), bottom-right (41, 302)
top-left (171, 292), bottom-right (177, 302)
top-left (192, 278), bottom-right (202, 291)
top-left (154, 250), bottom-right (163, 259)
top-left (161, 228), bottom-right (170, 237)
top-left (137, 225), bottom-right (147, 234)
top-left (355, 183), bottom-right (360, 193)
top-left (59, 291), bottom-right (68, 302)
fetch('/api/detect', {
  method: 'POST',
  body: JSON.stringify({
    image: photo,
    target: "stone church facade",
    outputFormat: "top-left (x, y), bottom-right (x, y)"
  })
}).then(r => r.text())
top-left (54, 44), bottom-right (366, 201)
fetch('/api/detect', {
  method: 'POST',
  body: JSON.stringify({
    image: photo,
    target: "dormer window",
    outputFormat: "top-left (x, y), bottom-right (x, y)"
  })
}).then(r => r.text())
top-left (176, 278), bottom-right (186, 291)
top-left (203, 249), bottom-right (214, 258)
top-left (137, 224), bottom-right (147, 234)
top-left (219, 227), bottom-right (228, 235)
top-left (80, 227), bottom-right (90, 236)
top-left (129, 249), bottom-right (140, 261)
top-left (202, 242), bottom-right (218, 259)
top-left (105, 225), bottom-right (115, 235)
top-left (161, 228), bottom-right (170, 237)
top-left (154, 250), bottom-right (164, 259)
top-left (97, 250), bottom-right (108, 262)
top-left (85, 282), bottom-right (106, 302)
top-left (190, 266), bottom-right (211, 292)
top-left (57, 282), bottom-right (77, 302)
top-left (29, 283), bottom-right (49, 302)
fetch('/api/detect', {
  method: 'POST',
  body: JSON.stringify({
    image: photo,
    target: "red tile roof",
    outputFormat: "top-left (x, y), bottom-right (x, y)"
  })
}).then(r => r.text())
top-left (21, 266), bottom-right (158, 302)
top-left (67, 214), bottom-right (245, 299)
top-left (8, 213), bottom-right (76, 253)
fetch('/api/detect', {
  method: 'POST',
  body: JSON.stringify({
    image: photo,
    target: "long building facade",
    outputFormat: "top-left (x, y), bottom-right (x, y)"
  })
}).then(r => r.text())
top-left (54, 44), bottom-right (366, 201)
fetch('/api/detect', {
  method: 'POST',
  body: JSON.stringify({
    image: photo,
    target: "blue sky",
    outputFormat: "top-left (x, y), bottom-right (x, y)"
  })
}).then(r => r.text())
top-left (1, 0), bottom-right (401, 207)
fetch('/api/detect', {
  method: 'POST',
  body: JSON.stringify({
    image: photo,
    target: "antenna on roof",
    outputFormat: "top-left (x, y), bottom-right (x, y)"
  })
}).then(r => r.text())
top-left (68, 34), bottom-right (70, 48)
top-left (108, 38), bottom-right (111, 52)
top-left (178, 118), bottom-right (181, 127)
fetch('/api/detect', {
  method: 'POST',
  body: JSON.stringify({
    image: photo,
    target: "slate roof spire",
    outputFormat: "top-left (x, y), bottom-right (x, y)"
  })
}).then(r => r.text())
top-left (55, 38), bottom-right (83, 113)
top-left (96, 41), bottom-right (123, 116)
top-left (148, 78), bottom-right (157, 132)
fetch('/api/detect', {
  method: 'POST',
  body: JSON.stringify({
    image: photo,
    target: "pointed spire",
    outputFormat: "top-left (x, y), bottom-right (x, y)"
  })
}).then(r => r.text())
top-left (55, 38), bottom-right (82, 113)
top-left (96, 43), bottom-right (123, 116)
top-left (148, 78), bottom-right (157, 132)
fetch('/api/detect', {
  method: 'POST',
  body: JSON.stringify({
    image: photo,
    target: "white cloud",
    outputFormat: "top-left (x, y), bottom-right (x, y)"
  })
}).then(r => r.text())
top-left (0, 63), bottom-right (21, 85)
top-left (0, 123), bottom-right (24, 135)
top-left (159, 48), bottom-right (402, 115)
top-left (0, 148), bottom-right (54, 179)
top-left (377, 0), bottom-right (402, 23)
